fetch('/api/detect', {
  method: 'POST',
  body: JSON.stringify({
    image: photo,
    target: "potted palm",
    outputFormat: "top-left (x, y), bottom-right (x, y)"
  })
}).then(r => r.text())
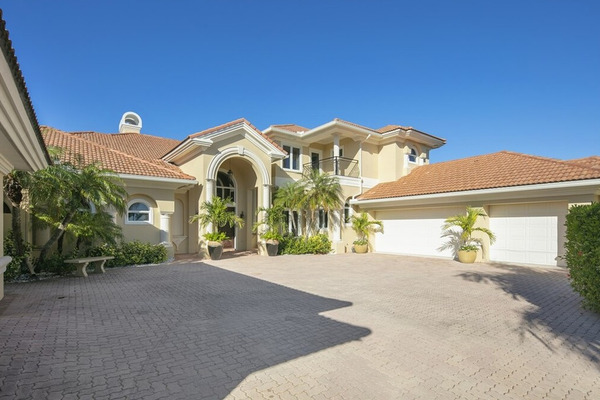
top-left (350, 212), bottom-right (383, 253)
top-left (190, 196), bottom-right (244, 260)
top-left (442, 206), bottom-right (496, 263)
top-left (253, 205), bottom-right (286, 256)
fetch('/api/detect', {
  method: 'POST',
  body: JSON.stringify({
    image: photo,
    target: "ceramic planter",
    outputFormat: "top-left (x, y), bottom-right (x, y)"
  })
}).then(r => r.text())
top-left (354, 243), bottom-right (368, 253)
top-left (265, 240), bottom-right (279, 256)
top-left (207, 241), bottom-right (223, 260)
top-left (457, 249), bottom-right (477, 263)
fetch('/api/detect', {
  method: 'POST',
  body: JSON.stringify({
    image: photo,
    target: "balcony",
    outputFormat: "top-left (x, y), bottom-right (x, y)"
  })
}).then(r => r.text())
top-left (303, 156), bottom-right (359, 178)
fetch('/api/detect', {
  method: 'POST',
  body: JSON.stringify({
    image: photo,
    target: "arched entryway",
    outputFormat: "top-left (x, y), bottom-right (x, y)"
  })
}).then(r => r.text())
top-left (205, 147), bottom-right (270, 252)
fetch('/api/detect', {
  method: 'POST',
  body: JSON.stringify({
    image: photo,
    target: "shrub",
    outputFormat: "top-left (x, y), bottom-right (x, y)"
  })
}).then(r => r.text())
top-left (279, 234), bottom-right (332, 255)
top-left (3, 232), bottom-right (32, 281)
top-left (87, 241), bottom-right (167, 268)
top-left (565, 203), bottom-right (600, 312)
top-left (36, 253), bottom-right (73, 276)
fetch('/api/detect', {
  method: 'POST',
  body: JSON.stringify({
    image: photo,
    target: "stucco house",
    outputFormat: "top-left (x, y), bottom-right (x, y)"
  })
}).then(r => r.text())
top-left (35, 113), bottom-right (600, 267)
top-left (0, 11), bottom-right (50, 297)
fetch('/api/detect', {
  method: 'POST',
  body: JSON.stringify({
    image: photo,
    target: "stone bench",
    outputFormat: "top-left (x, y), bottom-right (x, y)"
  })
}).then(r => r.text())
top-left (64, 256), bottom-right (114, 277)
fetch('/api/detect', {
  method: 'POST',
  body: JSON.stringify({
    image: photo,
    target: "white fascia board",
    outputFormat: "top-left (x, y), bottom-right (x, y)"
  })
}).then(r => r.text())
top-left (352, 179), bottom-right (600, 208)
top-left (119, 173), bottom-right (198, 186)
top-left (162, 137), bottom-right (213, 162)
top-left (380, 129), bottom-right (445, 148)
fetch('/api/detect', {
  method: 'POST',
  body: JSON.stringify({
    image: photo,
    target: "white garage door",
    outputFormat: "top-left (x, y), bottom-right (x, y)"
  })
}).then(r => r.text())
top-left (375, 207), bottom-right (465, 258)
top-left (489, 202), bottom-right (565, 266)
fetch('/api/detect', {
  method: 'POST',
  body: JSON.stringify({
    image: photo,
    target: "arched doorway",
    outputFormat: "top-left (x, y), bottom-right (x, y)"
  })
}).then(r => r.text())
top-left (205, 147), bottom-right (271, 252)
top-left (215, 170), bottom-right (237, 249)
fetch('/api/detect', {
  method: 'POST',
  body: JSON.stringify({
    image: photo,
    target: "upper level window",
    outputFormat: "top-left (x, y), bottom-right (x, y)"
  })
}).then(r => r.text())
top-left (408, 147), bottom-right (418, 163)
top-left (216, 171), bottom-right (235, 203)
top-left (282, 145), bottom-right (301, 171)
top-left (127, 200), bottom-right (152, 224)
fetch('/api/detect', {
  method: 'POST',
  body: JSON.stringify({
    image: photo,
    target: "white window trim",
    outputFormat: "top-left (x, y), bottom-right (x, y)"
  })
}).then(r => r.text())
top-left (343, 200), bottom-right (353, 226)
top-left (408, 146), bottom-right (418, 164)
top-left (282, 143), bottom-right (302, 172)
top-left (125, 199), bottom-right (153, 225)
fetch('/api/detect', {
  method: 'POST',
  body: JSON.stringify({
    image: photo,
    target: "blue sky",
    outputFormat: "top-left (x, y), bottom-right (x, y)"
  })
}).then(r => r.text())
top-left (3, 1), bottom-right (599, 163)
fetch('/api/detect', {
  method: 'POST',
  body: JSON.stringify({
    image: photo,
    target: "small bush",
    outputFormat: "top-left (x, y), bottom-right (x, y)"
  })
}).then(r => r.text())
top-left (279, 234), bottom-right (332, 255)
top-left (3, 232), bottom-right (32, 281)
top-left (87, 241), bottom-right (167, 267)
top-left (37, 253), bottom-right (73, 276)
top-left (565, 203), bottom-right (600, 312)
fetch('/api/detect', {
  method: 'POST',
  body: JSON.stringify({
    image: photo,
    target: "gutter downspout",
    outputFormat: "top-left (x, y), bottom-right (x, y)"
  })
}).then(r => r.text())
top-left (356, 133), bottom-right (372, 199)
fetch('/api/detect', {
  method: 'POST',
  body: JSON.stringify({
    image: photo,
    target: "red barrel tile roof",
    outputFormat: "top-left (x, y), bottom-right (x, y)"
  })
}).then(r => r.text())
top-left (41, 126), bottom-right (196, 181)
top-left (359, 151), bottom-right (600, 200)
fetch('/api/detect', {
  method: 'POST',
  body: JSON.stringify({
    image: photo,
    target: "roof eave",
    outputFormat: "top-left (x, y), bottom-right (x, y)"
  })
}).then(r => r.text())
top-left (352, 178), bottom-right (600, 209)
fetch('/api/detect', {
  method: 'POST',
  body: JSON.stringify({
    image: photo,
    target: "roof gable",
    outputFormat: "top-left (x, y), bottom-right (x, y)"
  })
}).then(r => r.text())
top-left (163, 118), bottom-right (286, 163)
top-left (359, 151), bottom-right (600, 201)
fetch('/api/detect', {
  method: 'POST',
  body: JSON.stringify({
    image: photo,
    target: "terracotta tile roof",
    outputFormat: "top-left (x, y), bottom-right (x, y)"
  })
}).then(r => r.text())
top-left (69, 131), bottom-right (180, 161)
top-left (271, 124), bottom-right (310, 133)
top-left (188, 118), bottom-right (285, 154)
top-left (359, 151), bottom-right (600, 201)
top-left (567, 156), bottom-right (600, 170)
top-left (41, 126), bottom-right (196, 181)
top-left (376, 124), bottom-right (411, 133)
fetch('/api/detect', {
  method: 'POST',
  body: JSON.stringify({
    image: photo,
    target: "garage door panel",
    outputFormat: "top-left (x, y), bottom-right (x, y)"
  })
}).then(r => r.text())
top-left (490, 203), bottom-right (565, 266)
top-left (375, 207), bottom-right (464, 258)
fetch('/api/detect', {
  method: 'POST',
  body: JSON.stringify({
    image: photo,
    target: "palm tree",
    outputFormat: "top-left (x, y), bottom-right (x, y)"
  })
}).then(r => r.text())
top-left (442, 206), bottom-right (496, 250)
top-left (253, 204), bottom-right (287, 241)
top-left (274, 180), bottom-right (305, 235)
top-left (30, 162), bottom-right (128, 267)
top-left (351, 212), bottom-right (383, 246)
top-left (190, 196), bottom-right (244, 242)
top-left (302, 169), bottom-right (343, 236)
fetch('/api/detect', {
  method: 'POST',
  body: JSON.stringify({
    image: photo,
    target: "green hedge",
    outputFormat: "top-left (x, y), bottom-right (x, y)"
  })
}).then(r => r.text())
top-left (3, 232), bottom-right (31, 281)
top-left (278, 234), bottom-right (332, 255)
top-left (87, 241), bottom-right (167, 268)
top-left (565, 203), bottom-right (600, 312)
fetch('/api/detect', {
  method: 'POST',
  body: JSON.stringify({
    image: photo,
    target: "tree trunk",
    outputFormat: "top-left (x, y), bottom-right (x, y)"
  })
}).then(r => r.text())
top-left (36, 212), bottom-right (74, 270)
top-left (10, 204), bottom-right (35, 275)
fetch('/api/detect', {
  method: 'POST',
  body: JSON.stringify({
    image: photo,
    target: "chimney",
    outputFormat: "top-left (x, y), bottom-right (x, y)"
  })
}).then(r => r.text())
top-left (119, 111), bottom-right (142, 133)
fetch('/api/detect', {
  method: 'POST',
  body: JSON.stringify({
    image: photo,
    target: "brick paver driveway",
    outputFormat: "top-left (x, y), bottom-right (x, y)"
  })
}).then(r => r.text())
top-left (1, 254), bottom-right (599, 399)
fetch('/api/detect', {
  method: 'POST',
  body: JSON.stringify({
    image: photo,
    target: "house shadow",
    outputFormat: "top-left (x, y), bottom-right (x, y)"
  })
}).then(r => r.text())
top-left (456, 263), bottom-right (600, 365)
top-left (0, 262), bottom-right (371, 399)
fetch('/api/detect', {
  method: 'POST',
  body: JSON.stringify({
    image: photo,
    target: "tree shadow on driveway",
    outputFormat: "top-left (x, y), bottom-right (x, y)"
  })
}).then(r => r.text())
top-left (456, 263), bottom-right (600, 365)
top-left (0, 262), bottom-right (371, 399)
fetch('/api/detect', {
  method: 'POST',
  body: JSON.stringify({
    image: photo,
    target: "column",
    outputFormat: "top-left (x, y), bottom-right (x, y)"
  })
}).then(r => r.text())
top-left (262, 184), bottom-right (270, 209)
top-left (333, 135), bottom-right (340, 175)
top-left (332, 209), bottom-right (342, 242)
top-left (160, 212), bottom-right (172, 244)
top-left (205, 178), bottom-right (215, 233)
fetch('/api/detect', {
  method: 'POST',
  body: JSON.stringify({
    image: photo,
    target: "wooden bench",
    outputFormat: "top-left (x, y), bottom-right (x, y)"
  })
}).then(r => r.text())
top-left (65, 256), bottom-right (114, 277)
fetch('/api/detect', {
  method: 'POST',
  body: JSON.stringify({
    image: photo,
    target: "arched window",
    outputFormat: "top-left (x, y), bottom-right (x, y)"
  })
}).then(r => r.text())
top-left (216, 171), bottom-right (235, 203)
top-left (126, 200), bottom-right (152, 224)
top-left (408, 147), bottom-right (418, 163)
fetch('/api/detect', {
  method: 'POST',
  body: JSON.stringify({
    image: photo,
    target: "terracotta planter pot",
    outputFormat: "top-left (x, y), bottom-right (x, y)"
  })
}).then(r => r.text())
top-left (207, 241), bottom-right (223, 260)
top-left (265, 240), bottom-right (279, 257)
top-left (354, 243), bottom-right (368, 253)
top-left (458, 249), bottom-right (477, 263)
